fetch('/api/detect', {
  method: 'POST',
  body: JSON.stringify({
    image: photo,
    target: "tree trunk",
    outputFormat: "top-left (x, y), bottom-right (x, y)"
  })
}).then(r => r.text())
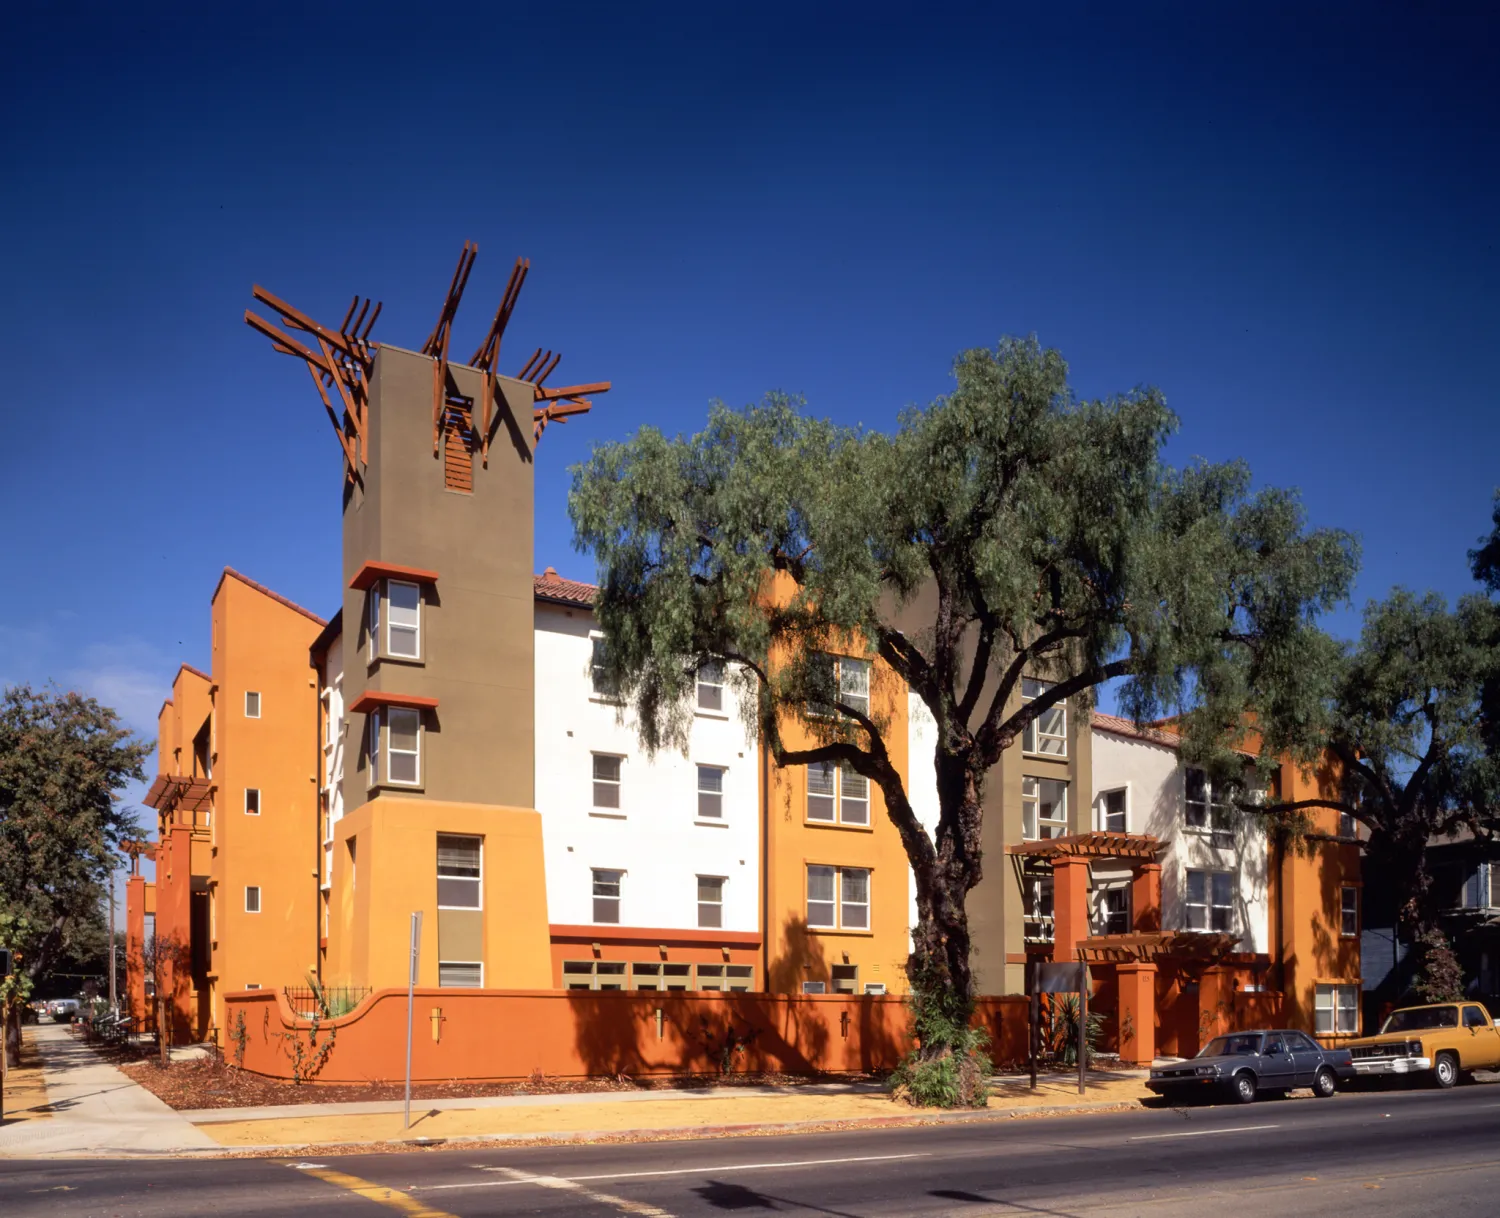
top-left (3, 1002), bottom-right (20, 1071)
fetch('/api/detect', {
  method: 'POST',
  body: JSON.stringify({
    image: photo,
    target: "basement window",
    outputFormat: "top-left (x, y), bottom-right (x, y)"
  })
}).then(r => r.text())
top-left (632, 962), bottom-right (692, 991)
top-left (563, 960), bottom-right (627, 991)
top-left (696, 964), bottom-right (754, 992)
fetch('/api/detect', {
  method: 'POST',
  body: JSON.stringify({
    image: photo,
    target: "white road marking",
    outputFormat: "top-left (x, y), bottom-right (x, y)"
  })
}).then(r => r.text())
top-left (483, 1167), bottom-right (676, 1216)
top-left (422, 1152), bottom-right (929, 1192)
top-left (1128, 1123), bottom-right (1279, 1141)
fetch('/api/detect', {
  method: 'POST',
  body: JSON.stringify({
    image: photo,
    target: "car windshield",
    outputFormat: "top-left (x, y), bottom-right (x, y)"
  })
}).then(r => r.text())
top-left (1198, 1033), bottom-right (1263, 1057)
top-left (1380, 1006), bottom-right (1459, 1033)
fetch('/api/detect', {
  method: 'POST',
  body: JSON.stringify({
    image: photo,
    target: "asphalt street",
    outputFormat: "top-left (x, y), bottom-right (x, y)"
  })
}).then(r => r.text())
top-left (5, 1082), bottom-right (1500, 1217)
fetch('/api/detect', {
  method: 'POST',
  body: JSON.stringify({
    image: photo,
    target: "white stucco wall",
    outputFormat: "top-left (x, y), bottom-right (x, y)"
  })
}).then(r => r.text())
top-left (1091, 725), bottom-right (1269, 954)
top-left (534, 602), bottom-right (760, 932)
top-left (906, 692), bottom-right (943, 945)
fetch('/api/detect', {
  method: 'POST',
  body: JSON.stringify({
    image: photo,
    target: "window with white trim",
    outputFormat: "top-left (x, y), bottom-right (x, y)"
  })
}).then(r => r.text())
top-left (1021, 678), bottom-right (1065, 756)
top-left (387, 707), bottom-right (420, 785)
top-left (697, 765), bottom-right (724, 819)
top-left (697, 875), bottom-right (724, 928)
top-left (387, 580), bottom-right (421, 659)
top-left (1185, 869), bottom-right (1233, 932)
top-left (697, 662), bottom-right (724, 711)
top-left (863, 982), bottom-right (886, 995)
top-left (244, 983), bottom-right (261, 991)
top-left (244, 886), bottom-right (261, 913)
top-left (831, 963), bottom-right (859, 994)
top-left (1098, 788), bottom-right (1127, 833)
top-left (1315, 983), bottom-right (1358, 1035)
top-left (1339, 810), bottom-right (1357, 838)
top-left (439, 962), bottom-right (482, 988)
top-left (590, 637), bottom-right (619, 698)
top-left (806, 762), bottom-right (869, 826)
top-left (244, 788), bottom-right (260, 816)
top-left (1185, 768), bottom-right (1231, 830)
top-left (244, 690), bottom-right (261, 719)
top-left (1098, 885), bottom-right (1130, 935)
top-left (593, 755), bottom-right (622, 809)
top-left (437, 834), bottom-right (482, 909)
top-left (367, 586), bottom-right (380, 662)
top-left (808, 653), bottom-right (870, 720)
top-left (1022, 776), bottom-right (1068, 840)
top-left (367, 710), bottom-right (381, 785)
top-left (802, 980), bottom-right (827, 994)
top-left (1340, 886), bottom-right (1359, 937)
top-left (805, 864), bottom-right (870, 930)
top-left (592, 868), bottom-right (622, 924)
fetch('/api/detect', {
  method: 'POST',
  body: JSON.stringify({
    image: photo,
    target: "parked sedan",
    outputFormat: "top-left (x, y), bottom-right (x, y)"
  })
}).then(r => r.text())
top-left (1148, 1030), bottom-right (1356, 1104)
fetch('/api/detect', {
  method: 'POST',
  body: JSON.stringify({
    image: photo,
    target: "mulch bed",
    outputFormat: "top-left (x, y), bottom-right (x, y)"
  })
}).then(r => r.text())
top-left (116, 1051), bottom-right (883, 1111)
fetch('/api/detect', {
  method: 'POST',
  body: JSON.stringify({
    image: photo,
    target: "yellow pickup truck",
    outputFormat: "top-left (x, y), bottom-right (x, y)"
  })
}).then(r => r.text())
top-left (1344, 1001), bottom-right (1500, 1087)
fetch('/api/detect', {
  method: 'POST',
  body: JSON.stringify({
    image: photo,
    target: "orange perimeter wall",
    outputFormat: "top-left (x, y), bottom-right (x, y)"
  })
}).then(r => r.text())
top-left (222, 989), bottom-right (1030, 1084)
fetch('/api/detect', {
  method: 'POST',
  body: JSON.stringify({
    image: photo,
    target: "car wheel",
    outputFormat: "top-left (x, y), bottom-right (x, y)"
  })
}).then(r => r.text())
top-left (1312, 1067), bottom-right (1337, 1098)
top-left (1434, 1052), bottom-right (1459, 1089)
top-left (1233, 1071), bottom-right (1258, 1104)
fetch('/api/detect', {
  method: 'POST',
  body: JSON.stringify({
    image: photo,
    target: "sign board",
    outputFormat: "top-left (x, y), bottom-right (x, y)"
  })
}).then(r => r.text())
top-left (1035, 961), bottom-right (1089, 993)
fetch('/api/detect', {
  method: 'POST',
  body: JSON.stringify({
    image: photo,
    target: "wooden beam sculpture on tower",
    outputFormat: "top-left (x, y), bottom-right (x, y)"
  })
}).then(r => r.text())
top-left (245, 241), bottom-right (610, 480)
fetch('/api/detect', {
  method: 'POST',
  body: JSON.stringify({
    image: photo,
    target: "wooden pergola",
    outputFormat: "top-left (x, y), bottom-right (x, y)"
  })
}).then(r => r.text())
top-left (1009, 831), bottom-right (1163, 862)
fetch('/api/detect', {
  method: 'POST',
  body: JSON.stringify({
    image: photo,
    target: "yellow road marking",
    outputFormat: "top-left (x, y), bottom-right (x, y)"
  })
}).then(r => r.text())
top-left (294, 1166), bottom-right (459, 1218)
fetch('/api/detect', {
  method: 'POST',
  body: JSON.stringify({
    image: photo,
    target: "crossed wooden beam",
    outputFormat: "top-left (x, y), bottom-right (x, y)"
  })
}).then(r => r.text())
top-left (244, 242), bottom-right (610, 480)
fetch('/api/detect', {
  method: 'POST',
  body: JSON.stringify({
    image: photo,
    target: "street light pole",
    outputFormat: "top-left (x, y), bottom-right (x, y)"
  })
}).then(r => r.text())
top-left (108, 867), bottom-right (118, 1013)
top-left (404, 911), bottom-right (422, 1130)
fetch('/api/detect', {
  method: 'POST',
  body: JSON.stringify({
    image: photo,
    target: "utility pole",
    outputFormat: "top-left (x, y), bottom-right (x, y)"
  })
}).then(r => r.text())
top-left (404, 911), bottom-right (422, 1129)
top-left (108, 867), bottom-right (118, 1013)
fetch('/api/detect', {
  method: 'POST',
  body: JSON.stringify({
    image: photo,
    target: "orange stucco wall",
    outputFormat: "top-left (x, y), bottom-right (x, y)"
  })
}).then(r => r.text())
top-left (207, 572), bottom-right (325, 1037)
top-left (1274, 754), bottom-right (1363, 1039)
top-left (222, 987), bottom-right (1030, 1083)
top-left (324, 796), bottom-right (553, 992)
top-left (762, 635), bottom-right (912, 996)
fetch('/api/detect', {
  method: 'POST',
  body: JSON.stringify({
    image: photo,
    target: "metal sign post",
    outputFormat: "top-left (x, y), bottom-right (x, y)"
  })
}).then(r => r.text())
top-left (403, 911), bottom-right (422, 1130)
top-left (1028, 960), bottom-right (1039, 1091)
top-left (1035, 960), bottom-right (1090, 1096)
top-left (1077, 955), bottom-right (1089, 1097)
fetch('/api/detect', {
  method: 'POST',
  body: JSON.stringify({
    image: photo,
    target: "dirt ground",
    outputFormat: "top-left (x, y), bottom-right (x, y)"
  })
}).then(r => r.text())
top-left (118, 1052), bottom-right (885, 1111)
top-left (2, 1033), bottom-right (52, 1123)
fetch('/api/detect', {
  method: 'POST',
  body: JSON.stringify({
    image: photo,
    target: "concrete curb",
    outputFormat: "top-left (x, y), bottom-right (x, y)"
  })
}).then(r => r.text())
top-left (181, 1096), bottom-right (1149, 1157)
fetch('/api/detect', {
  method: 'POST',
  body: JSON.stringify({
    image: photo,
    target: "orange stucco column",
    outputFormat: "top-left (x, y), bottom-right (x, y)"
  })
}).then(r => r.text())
top-left (1197, 965), bottom-right (1234, 1052)
top-left (125, 876), bottom-right (147, 1025)
top-left (1051, 859), bottom-right (1091, 962)
top-left (1117, 962), bottom-right (1157, 1066)
top-left (1132, 863), bottom-right (1161, 932)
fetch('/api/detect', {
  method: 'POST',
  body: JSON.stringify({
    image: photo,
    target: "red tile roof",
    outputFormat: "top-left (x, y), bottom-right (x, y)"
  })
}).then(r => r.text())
top-left (1091, 711), bottom-right (1182, 749)
top-left (215, 567), bottom-right (329, 627)
top-left (534, 567), bottom-right (597, 607)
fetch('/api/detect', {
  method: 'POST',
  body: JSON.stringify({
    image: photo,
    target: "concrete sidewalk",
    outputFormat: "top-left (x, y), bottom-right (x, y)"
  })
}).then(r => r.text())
top-left (0, 1024), bottom-right (218, 1158)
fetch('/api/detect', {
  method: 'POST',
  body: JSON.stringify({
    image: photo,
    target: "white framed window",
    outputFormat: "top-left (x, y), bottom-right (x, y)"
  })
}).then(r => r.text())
top-left (244, 690), bottom-right (261, 719)
top-left (805, 864), bottom-right (869, 930)
top-left (244, 886), bottom-right (261, 913)
top-left (863, 982), bottom-right (886, 995)
top-left (806, 762), bottom-right (869, 826)
top-left (1024, 875), bottom-right (1055, 942)
top-left (592, 868), bottom-right (622, 924)
top-left (696, 662), bottom-right (724, 711)
top-left (244, 788), bottom-right (260, 816)
top-left (802, 980), bottom-right (827, 994)
top-left (1185, 869), bottom-right (1233, 932)
top-left (808, 653), bottom-right (871, 720)
top-left (1340, 886), bottom-right (1359, 937)
top-left (1098, 886), bottom-right (1130, 935)
top-left (590, 636), bottom-right (619, 698)
top-left (438, 962), bottom-right (482, 988)
top-left (367, 710), bottom-right (381, 785)
top-left (387, 580), bottom-right (421, 659)
top-left (244, 983), bottom-right (261, 991)
top-left (563, 960), bottom-right (627, 990)
top-left (697, 875), bottom-right (724, 928)
top-left (1021, 678), bottom-right (1066, 756)
top-left (1022, 776), bottom-right (1068, 840)
top-left (593, 754), bottom-right (622, 809)
top-left (1315, 983), bottom-right (1359, 1035)
top-left (437, 834), bottom-right (482, 909)
top-left (367, 585), bottom-right (380, 661)
top-left (1339, 810), bottom-right (1357, 838)
top-left (631, 962), bottom-right (692, 991)
top-left (1185, 768), bottom-right (1232, 830)
top-left (387, 707), bottom-right (420, 785)
top-left (697, 765), bottom-right (725, 819)
top-left (1098, 788), bottom-right (1127, 833)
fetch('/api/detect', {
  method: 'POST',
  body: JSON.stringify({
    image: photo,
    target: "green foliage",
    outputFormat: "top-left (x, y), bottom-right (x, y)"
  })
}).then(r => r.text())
top-left (1412, 927), bottom-right (1466, 1004)
top-left (570, 337), bottom-right (1357, 1018)
top-left (1046, 994), bottom-right (1104, 1067)
top-left (0, 686), bottom-right (149, 992)
top-left (890, 990), bottom-right (990, 1109)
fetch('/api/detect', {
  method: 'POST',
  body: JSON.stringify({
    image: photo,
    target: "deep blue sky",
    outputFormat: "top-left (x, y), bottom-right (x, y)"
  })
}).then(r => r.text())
top-left (2, 1), bottom-right (1496, 763)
